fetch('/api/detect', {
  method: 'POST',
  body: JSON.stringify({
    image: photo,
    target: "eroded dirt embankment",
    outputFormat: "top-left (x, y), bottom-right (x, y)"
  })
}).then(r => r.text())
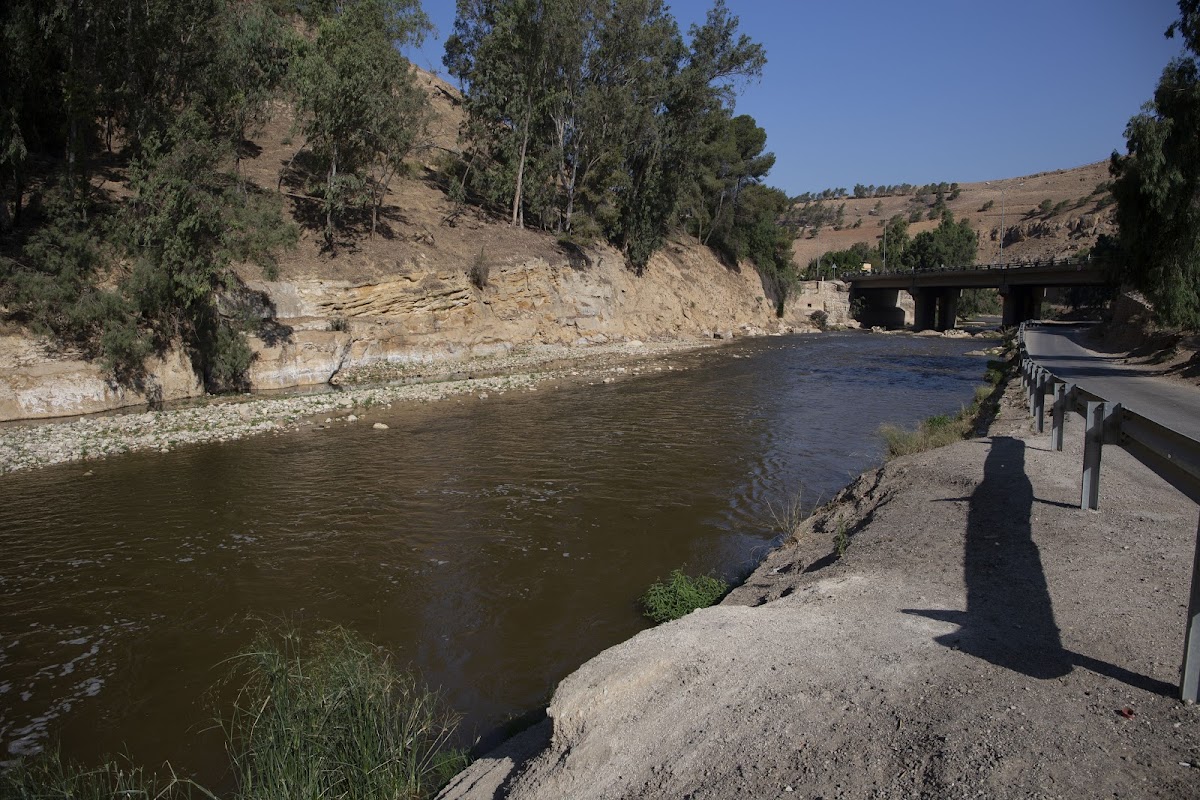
top-left (439, 379), bottom-right (1200, 799)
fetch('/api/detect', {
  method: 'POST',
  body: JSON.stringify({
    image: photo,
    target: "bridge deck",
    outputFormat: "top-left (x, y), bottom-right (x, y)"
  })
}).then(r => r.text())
top-left (845, 259), bottom-right (1108, 290)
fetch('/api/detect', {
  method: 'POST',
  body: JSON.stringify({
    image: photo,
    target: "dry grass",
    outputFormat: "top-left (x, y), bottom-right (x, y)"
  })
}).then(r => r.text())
top-left (791, 160), bottom-right (1113, 268)
top-left (879, 385), bottom-right (995, 459)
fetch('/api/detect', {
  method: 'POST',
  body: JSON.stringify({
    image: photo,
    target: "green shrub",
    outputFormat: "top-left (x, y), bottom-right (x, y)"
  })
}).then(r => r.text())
top-left (834, 521), bottom-right (850, 559)
top-left (640, 570), bottom-right (728, 624)
top-left (924, 413), bottom-right (954, 430)
top-left (205, 322), bottom-right (255, 393)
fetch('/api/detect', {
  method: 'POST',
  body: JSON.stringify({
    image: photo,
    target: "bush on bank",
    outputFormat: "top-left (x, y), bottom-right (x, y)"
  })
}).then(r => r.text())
top-left (0, 628), bottom-right (466, 800)
top-left (641, 570), bottom-right (729, 624)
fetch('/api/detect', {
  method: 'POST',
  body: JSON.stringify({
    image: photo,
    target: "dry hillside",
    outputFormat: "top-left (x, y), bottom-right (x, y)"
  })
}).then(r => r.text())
top-left (137, 63), bottom-right (1114, 284)
top-left (791, 162), bottom-right (1116, 270)
top-left (223, 67), bottom-right (564, 285)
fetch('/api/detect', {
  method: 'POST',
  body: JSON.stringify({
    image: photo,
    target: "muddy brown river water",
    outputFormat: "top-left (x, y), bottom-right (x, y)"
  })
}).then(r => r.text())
top-left (0, 332), bottom-right (990, 781)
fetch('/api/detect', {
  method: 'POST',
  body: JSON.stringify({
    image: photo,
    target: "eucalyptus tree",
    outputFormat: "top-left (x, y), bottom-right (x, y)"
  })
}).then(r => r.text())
top-left (444, 0), bottom-right (770, 271)
top-left (1109, 0), bottom-right (1200, 328)
top-left (204, 1), bottom-right (293, 184)
top-left (291, 0), bottom-right (430, 248)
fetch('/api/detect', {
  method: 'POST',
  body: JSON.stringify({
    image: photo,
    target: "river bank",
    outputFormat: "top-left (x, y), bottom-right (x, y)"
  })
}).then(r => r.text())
top-left (439, 371), bottom-right (1200, 799)
top-left (0, 339), bottom-right (717, 475)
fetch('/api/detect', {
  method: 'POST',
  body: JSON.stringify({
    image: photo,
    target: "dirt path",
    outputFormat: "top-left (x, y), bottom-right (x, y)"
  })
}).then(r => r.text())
top-left (439, 378), bottom-right (1200, 799)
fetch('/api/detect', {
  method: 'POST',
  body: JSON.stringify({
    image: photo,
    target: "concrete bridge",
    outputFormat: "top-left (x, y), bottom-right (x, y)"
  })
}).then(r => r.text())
top-left (845, 258), bottom-right (1110, 330)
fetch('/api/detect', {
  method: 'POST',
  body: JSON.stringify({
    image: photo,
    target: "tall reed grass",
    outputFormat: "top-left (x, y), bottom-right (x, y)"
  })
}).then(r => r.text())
top-left (227, 628), bottom-right (467, 800)
top-left (0, 628), bottom-right (467, 800)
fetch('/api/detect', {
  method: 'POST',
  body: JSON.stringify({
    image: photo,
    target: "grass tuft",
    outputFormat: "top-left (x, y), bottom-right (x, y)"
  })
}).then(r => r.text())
top-left (640, 570), bottom-right (729, 624)
top-left (0, 752), bottom-right (209, 799)
top-left (879, 383), bottom-right (999, 459)
top-left (766, 490), bottom-right (808, 537)
top-left (0, 627), bottom-right (468, 800)
top-left (226, 627), bottom-right (466, 800)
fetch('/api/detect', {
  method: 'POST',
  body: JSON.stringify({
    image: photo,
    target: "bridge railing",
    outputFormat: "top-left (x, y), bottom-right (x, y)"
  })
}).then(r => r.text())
top-left (841, 254), bottom-right (1097, 281)
top-left (1016, 321), bottom-right (1200, 703)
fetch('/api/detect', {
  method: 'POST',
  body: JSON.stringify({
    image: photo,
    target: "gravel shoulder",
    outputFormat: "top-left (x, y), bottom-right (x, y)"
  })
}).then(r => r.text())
top-left (0, 340), bottom-right (716, 475)
top-left (440, 376), bottom-right (1200, 799)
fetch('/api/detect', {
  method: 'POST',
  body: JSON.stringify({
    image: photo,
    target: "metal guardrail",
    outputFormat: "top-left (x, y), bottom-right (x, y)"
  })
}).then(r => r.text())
top-left (1016, 322), bottom-right (1200, 703)
top-left (840, 254), bottom-right (1099, 281)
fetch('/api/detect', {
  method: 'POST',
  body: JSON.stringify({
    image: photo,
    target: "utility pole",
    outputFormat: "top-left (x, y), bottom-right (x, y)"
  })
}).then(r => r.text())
top-left (987, 180), bottom-right (1024, 263)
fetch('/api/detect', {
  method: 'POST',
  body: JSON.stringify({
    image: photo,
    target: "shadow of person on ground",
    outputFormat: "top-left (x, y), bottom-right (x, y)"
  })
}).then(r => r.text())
top-left (905, 436), bottom-right (1174, 695)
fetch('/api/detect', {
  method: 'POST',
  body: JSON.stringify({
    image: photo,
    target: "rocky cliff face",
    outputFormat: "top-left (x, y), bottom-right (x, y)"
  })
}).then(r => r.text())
top-left (240, 242), bottom-right (846, 394)
top-left (0, 241), bottom-right (851, 421)
top-left (0, 336), bottom-right (203, 423)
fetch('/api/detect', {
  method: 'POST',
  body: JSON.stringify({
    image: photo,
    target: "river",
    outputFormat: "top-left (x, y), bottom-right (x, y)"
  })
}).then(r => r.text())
top-left (0, 332), bottom-right (990, 780)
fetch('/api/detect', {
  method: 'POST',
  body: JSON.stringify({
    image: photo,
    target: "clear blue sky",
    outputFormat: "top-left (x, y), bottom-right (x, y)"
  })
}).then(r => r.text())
top-left (405, 1), bottom-right (1187, 197)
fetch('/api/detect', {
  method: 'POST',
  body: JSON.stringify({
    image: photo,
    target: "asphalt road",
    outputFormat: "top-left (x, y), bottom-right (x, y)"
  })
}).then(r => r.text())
top-left (1024, 324), bottom-right (1200, 441)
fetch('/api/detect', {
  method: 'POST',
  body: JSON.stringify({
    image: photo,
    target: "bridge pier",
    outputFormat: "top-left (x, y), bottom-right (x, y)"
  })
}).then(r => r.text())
top-left (912, 288), bottom-right (961, 332)
top-left (850, 288), bottom-right (908, 328)
top-left (936, 288), bottom-right (960, 332)
top-left (913, 289), bottom-right (937, 331)
top-left (1001, 285), bottom-right (1044, 327)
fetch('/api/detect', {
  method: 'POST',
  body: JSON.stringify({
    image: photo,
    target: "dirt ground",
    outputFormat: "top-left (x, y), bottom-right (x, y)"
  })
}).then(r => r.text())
top-left (438, 375), bottom-right (1200, 799)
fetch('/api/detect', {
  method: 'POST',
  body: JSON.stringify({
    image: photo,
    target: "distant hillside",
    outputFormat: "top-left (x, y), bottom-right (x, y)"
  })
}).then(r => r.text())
top-left (788, 162), bottom-right (1115, 270)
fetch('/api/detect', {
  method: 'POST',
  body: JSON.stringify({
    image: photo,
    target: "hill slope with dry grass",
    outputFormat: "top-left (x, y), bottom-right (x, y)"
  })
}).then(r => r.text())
top-left (791, 162), bottom-right (1115, 270)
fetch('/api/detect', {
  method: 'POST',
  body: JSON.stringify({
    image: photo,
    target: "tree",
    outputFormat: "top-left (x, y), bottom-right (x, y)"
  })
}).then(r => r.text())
top-left (445, 0), bottom-right (767, 271)
top-left (904, 212), bottom-right (976, 270)
top-left (1, 0), bottom-right (302, 389)
top-left (681, 111), bottom-right (775, 248)
top-left (120, 110), bottom-right (296, 389)
top-left (445, 0), bottom-right (559, 229)
top-left (1109, 0), bottom-right (1200, 328)
top-left (291, 0), bottom-right (430, 248)
top-left (203, 1), bottom-right (292, 184)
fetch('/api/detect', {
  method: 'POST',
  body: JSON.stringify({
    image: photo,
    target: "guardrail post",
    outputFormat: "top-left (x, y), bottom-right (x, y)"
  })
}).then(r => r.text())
top-left (1027, 365), bottom-right (1038, 415)
top-left (1080, 402), bottom-right (1123, 510)
top-left (1033, 370), bottom-right (1047, 433)
top-left (1051, 382), bottom-right (1069, 452)
top-left (1184, 514), bottom-right (1200, 703)
top-left (1081, 401), bottom-right (1105, 510)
